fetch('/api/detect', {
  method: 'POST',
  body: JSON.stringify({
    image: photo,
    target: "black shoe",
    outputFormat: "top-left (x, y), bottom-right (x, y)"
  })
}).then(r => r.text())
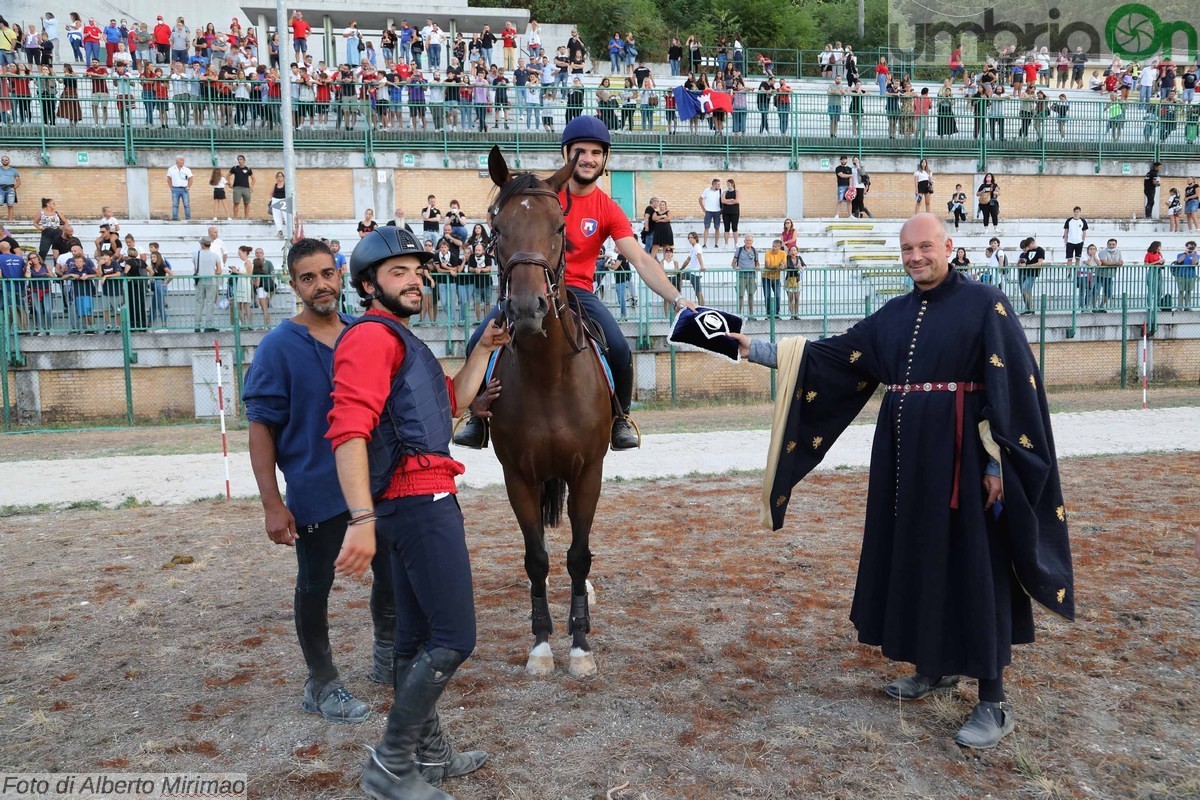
top-left (611, 416), bottom-right (640, 450)
top-left (452, 414), bottom-right (488, 449)
top-left (360, 648), bottom-right (463, 800)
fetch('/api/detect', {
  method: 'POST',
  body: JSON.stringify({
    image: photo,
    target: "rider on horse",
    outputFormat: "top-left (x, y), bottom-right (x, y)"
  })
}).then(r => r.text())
top-left (453, 116), bottom-right (699, 451)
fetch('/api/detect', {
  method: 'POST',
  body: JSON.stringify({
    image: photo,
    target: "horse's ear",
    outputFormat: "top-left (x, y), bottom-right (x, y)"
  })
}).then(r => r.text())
top-left (545, 151), bottom-right (578, 193)
top-left (488, 145), bottom-right (510, 188)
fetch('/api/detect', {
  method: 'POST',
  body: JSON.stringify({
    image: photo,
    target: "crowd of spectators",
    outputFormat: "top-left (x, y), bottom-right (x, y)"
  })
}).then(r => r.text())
top-left (5, 11), bottom-right (1196, 144)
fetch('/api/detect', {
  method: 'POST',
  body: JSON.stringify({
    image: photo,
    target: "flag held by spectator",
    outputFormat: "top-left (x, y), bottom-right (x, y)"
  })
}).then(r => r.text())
top-left (672, 86), bottom-right (703, 121)
top-left (703, 89), bottom-right (733, 113)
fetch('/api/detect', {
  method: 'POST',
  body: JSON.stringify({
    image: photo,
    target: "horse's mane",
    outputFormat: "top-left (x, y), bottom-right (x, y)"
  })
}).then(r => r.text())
top-left (492, 172), bottom-right (544, 211)
top-left (491, 172), bottom-right (574, 254)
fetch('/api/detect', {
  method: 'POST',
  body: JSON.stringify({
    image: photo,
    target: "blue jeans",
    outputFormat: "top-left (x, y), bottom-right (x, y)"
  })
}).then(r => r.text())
top-left (150, 279), bottom-right (168, 325)
top-left (669, 59), bottom-right (680, 76)
top-left (428, 43), bottom-right (441, 68)
top-left (610, 53), bottom-right (620, 73)
top-left (170, 187), bottom-right (191, 220)
top-left (376, 493), bottom-right (476, 658)
top-left (468, 286), bottom-right (633, 412)
top-left (761, 277), bottom-right (781, 316)
top-left (84, 41), bottom-right (101, 64)
top-left (1139, 84), bottom-right (1152, 105)
top-left (453, 282), bottom-right (470, 323)
top-left (69, 36), bottom-right (84, 61)
top-left (482, 47), bottom-right (492, 65)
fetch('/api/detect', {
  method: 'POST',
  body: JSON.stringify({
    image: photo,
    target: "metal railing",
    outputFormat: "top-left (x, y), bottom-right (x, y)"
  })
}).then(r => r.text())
top-left (4, 78), bottom-right (1196, 170)
top-left (0, 265), bottom-right (1190, 338)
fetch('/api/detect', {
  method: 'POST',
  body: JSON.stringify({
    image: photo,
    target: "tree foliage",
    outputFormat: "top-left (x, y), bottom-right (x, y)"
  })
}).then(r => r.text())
top-left (495, 0), bottom-right (890, 61)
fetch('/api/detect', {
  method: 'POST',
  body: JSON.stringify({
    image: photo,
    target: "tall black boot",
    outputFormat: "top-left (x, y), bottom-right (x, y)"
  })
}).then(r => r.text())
top-left (416, 709), bottom-right (488, 787)
top-left (452, 414), bottom-right (488, 449)
top-left (360, 648), bottom-right (463, 800)
top-left (369, 570), bottom-right (397, 685)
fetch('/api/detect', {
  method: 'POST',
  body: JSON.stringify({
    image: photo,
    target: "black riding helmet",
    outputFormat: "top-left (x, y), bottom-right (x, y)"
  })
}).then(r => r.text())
top-left (348, 227), bottom-right (435, 302)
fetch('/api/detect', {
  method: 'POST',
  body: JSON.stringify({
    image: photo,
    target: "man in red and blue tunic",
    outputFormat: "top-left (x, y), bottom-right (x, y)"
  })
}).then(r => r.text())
top-left (454, 116), bottom-right (697, 451)
top-left (329, 227), bottom-right (508, 799)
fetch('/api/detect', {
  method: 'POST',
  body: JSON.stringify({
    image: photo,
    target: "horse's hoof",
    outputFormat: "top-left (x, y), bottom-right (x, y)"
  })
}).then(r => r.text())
top-left (526, 642), bottom-right (555, 676)
top-left (568, 648), bottom-right (598, 677)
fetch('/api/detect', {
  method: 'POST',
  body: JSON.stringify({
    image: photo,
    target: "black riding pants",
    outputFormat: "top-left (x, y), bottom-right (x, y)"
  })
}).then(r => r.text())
top-left (467, 287), bottom-right (633, 414)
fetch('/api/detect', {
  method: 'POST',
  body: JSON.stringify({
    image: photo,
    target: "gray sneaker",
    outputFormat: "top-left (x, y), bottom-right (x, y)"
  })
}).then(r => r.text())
top-left (302, 680), bottom-right (371, 724)
top-left (954, 701), bottom-right (1015, 749)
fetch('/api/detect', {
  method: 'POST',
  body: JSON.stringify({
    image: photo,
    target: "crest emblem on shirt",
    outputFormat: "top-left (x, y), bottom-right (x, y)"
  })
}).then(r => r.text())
top-left (580, 218), bottom-right (599, 237)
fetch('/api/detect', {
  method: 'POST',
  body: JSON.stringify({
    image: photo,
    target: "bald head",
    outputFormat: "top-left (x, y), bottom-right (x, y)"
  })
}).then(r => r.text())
top-left (899, 213), bottom-right (953, 291)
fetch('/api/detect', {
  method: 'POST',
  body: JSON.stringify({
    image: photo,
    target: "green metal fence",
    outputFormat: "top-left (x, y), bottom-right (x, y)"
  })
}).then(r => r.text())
top-left (5, 79), bottom-right (1197, 171)
top-left (2, 266), bottom-right (1196, 429)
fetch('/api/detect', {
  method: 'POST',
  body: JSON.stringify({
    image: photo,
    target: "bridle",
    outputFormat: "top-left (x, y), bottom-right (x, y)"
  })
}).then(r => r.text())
top-left (488, 186), bottom-right (585, 352)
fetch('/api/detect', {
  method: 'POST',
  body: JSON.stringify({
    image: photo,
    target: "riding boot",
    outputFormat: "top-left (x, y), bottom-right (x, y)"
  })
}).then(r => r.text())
top-left (360, 647), bottom-right (464, 800)
top-left (389, 653), bottom-right (487, 786)
top-left (610, 416), bottom-right (640, 450)
top-left (415, 709), bottom-right (489, 786)
top-left (369, 576), bottom-right (397, 685)
top-left (452, 414), bottom-right (489, 449)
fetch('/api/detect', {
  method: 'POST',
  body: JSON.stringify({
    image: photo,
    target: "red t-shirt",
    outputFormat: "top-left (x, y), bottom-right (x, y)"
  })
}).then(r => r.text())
top-left (326, 309), bottom-right (463, 498)
top-left (83, 24), bottom-right (101, 44)
top-left (502, 27), bottom-right (517, 48)
top-left (154, 24), bottom-right (171, 45)
top-left (1144, 252), bottom-right (1164, 265)
top-left (86, 66), bottom-right (109, 93)
top-left (557, 187), bottom-right (634, 292)
top-left (1024, 63), bottom-right (1038, 83)
top-left (289, 19), bottom-right (311, 39)
top-left (395, 61), bottom-right (412, 81)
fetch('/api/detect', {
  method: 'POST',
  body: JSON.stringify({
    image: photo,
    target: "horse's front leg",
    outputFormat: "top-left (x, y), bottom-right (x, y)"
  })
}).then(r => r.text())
top-left (505, 471), bottom-right (555, 675)
top-left (565, 465), bottom-right (603, 677)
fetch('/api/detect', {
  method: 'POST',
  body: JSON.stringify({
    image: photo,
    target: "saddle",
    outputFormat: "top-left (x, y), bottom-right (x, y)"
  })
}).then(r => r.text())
top-left (565, 287), bottom-right (607, 352)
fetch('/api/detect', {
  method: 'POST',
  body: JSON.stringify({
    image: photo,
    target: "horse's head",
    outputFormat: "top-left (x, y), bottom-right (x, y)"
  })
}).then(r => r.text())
top-left (487, 145), bottom-right (575, 338)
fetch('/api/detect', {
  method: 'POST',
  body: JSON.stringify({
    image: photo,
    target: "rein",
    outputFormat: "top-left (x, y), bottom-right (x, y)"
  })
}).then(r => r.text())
top-left (489, 186), bottom-right (585, 353)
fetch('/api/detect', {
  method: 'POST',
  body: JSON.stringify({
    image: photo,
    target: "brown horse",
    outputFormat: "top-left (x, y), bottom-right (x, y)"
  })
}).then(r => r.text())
top-left (485, 146), bottom-right (612, 677)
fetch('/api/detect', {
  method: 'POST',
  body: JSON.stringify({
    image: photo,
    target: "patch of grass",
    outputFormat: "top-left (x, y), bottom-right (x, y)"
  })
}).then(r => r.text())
top-left (66, 500), bottom-right (104, 511)
top-left (0, 502), bottom-right (58, 517)
top-left (117, 496), bottom-right (153, 509)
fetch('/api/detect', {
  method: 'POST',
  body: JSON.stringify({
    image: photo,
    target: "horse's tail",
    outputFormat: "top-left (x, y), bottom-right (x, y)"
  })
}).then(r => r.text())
top-left (541, 478), bottom-right (567, 528)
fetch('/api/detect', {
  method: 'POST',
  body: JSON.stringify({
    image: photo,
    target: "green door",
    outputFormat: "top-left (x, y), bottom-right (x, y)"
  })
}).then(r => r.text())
top-left (608, 171), bottom-right (636, 219)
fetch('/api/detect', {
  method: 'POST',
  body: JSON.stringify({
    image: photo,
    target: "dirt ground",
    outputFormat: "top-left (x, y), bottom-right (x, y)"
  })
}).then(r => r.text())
top-left (2, 386), bottom-right (1198, 463)
top-left (2, 455), bottom-right (1199, 800)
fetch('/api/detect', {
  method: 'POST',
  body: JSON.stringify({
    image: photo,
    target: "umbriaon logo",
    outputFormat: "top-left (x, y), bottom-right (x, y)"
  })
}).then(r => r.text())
top-left (1106, 3), bottom-right (1197, 60)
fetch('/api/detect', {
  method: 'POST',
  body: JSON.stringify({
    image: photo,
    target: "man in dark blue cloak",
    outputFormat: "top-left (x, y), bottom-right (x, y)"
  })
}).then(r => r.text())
top-left (730, 213), bottom-right (1075, 749)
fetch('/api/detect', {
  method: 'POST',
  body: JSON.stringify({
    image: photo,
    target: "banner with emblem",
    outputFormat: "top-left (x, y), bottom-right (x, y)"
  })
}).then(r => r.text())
top-left (667, 307), bottom-right (744, 362)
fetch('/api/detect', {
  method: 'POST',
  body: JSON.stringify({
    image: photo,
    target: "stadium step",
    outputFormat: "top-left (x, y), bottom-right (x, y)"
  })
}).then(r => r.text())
top-left (835, 238), bottom-right (887, 247)
top-left (848, 253), bottom-right (898, 263)
top-left (824, 223), bottom-right (875, 232)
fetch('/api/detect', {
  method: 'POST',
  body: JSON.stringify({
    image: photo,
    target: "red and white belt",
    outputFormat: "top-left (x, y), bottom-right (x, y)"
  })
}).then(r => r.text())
top-left (885, 381), bottom-right (985, 509)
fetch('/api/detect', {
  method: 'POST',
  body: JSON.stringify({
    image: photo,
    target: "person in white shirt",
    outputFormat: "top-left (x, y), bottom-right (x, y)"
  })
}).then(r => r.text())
top-left (207, 225), bottom-right (228, 269)
top-left (98, 207), bottom-right (120, 233)
top-left (659, 244), bottom-right (680, 315)
top-left (984, 235), bottom-right (1008, 289)
top-left (166, 155), bottom-right (193, 221)
top-left (1138, 62), bottom-right (1158, 105)
top-left (1062, 206), bottom-right (1089, 265)
top-left (678, 231), bottom-right (706, 306)
top-left (698, 178), bottom-right (724, 248)
top-left (526, 20), bottom-right (541, 60)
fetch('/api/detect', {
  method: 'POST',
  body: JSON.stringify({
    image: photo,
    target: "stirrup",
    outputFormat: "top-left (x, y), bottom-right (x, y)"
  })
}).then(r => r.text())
top-left (610, 415), bottom-right (642, 451)
top-left (451, 414), bottom-right (489, 449)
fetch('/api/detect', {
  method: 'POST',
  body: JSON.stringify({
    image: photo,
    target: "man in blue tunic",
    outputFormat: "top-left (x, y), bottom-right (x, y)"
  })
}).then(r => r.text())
top-left (731, 213), bottom-right (1074, 749)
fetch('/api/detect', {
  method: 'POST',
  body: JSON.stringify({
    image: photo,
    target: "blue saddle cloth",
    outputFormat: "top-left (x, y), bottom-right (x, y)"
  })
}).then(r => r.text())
top-left (485, 343), bottom-right (615, 396)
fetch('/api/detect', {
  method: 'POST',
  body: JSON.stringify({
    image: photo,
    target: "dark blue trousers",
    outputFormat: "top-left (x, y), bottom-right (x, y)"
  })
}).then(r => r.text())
top-left (467, 288), bottom-right (632, 413)
top-left (375, 494), bottom-right (477, 659)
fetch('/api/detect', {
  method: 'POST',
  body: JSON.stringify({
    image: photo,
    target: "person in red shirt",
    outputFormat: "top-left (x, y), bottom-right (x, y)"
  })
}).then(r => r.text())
top-left (330, 227), bottom-right (505, 799)
top-left (153, 17), bottom-right (171, 63)
top-left (501, 21), bottom-right (517, 70)
top-left (83, 19), bottom-right (102, 65)
top-left (288, 11), bottom-right (310, 62)
top-left (85, 58), bottom-right (110, 125)
top-left (455, 116), bottom-right (697, 451)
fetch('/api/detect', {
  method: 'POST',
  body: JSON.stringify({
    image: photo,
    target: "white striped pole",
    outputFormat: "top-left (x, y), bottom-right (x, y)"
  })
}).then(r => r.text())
top-left (215, 339), bottom-right (232, 500)
top-left (1141, 324), bottom-right (1148, 410)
